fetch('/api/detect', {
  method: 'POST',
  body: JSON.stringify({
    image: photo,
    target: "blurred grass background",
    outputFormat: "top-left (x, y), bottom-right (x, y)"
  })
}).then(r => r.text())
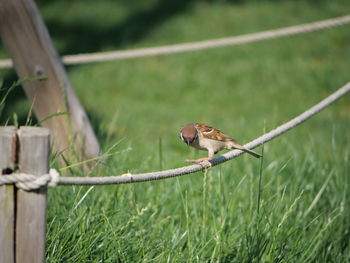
top-left (1, 0), bottom-right (350, 262)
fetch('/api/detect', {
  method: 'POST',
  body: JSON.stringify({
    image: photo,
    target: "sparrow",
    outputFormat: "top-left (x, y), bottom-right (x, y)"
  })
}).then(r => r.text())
top-left (180, 123), bottom-right (261, 167)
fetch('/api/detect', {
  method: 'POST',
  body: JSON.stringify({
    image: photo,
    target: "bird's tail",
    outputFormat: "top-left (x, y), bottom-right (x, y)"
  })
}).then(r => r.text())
top-left (229, 143), bottom-right (262, 158)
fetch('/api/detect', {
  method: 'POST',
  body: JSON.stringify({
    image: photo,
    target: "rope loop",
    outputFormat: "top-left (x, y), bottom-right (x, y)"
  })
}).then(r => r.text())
top-left (0, 168), bottom-right (60, 191)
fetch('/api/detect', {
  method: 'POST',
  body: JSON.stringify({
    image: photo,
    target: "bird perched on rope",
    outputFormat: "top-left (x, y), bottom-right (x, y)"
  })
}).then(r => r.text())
top-left (180, 123), bottom-right (261, 168)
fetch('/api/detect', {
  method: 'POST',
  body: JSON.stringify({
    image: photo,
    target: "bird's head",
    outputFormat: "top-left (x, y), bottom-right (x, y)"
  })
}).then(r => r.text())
top-left (180, 123), bottom-right (198, 145)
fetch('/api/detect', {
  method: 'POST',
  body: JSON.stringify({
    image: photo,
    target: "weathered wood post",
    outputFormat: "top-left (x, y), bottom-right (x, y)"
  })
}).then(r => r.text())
top-left (0, 0), bottom-right (100, 160)
top-left (0, 127), bottom-right (17, 263)
top-left (0, 126), bottom-right (49, 263)
top-left (16, 127), bottom-right (50, 263)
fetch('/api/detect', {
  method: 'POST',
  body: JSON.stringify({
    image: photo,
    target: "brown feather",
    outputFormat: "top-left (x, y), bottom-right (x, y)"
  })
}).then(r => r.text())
top-left (195, 123), bottom-right (235, 142)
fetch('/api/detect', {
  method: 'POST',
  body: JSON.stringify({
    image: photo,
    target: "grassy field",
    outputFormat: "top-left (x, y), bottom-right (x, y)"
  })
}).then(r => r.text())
top-left (1, 0), bottom-right (350, 262)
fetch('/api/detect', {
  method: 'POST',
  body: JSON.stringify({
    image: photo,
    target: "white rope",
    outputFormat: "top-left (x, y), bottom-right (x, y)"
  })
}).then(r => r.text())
top-left (0, 15), bottom-right (349, 69)
top-left (0, 83), bottom-right (349, 188)
top-left (57, 81), bottom-right (350, 186)
top-left (0, 168), bottom-right (60, 191)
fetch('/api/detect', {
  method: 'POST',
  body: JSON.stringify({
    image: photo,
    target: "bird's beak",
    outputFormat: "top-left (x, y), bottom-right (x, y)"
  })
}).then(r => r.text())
top-left (180, 132), bottom-right (195, 146)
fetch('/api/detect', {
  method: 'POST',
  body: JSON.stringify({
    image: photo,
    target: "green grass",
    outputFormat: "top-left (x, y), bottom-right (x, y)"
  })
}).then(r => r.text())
top-left (1, 0), bottom-right (350, 262)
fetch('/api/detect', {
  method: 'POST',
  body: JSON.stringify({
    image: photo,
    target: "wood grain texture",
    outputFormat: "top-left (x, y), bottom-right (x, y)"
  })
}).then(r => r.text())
top-left (0, 127), bottom-right (16, 263)
top-left (16, 127), bottom-right (50, 263)
top-left (0, 0), bottom-right (100, 159)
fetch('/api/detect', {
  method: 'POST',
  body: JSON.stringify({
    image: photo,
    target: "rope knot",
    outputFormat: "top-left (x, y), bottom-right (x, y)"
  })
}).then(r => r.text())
top-left (0, 168), bottom-right (60, 191)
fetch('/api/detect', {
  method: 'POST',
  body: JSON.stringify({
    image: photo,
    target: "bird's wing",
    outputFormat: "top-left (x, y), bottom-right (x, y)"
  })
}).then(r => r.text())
top-left (195, 123), bottom-right (236, 142)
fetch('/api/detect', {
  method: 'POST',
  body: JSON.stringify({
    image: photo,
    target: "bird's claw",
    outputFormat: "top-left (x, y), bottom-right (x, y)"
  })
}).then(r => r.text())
top-left (199, 160), bottom-right (212, 169)
top-left (186, 159), bottom-right (212, 169)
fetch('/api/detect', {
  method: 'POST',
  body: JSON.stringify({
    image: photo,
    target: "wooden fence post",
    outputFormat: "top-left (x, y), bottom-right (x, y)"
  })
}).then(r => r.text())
top-left (0, 0), bottom-right (100, 160)
top-left (16, 127), bottom-right (50, 263)
top-left (0, 127), bottom-right (17, 263)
